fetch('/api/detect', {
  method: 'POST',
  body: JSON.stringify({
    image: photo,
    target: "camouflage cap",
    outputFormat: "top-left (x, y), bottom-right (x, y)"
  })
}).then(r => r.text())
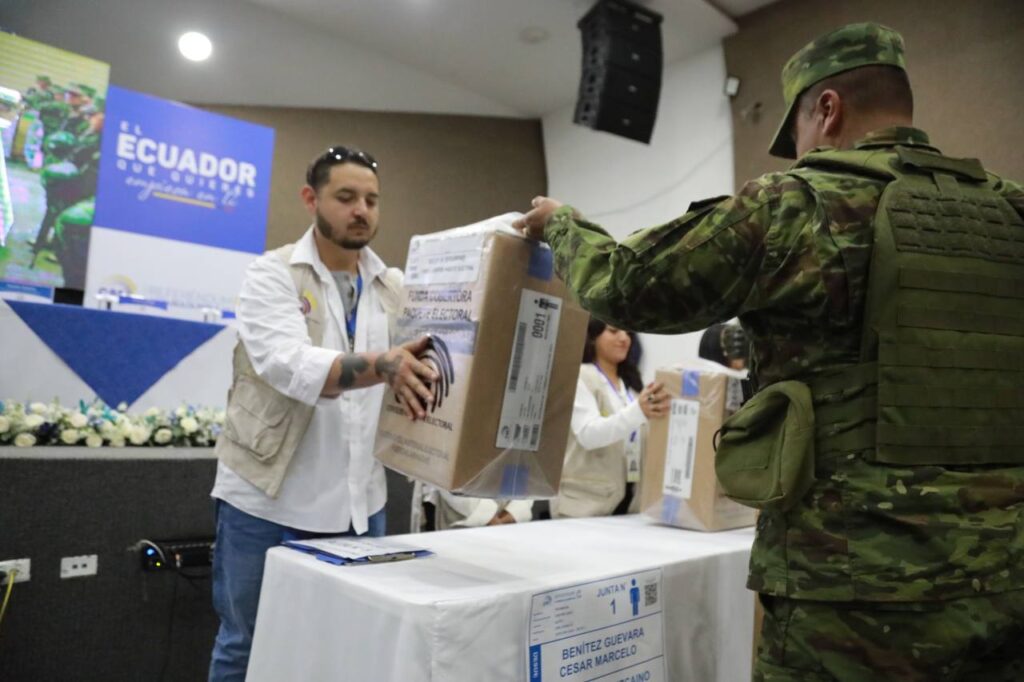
top-left (769, 22), bottom-right (906, 159)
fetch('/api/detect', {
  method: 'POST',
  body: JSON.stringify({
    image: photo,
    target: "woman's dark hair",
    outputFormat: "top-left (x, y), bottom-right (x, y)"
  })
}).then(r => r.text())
top-left (698, 322), bottom-right (749, 367)
top-left (582, 318), bottom-right (643, 393)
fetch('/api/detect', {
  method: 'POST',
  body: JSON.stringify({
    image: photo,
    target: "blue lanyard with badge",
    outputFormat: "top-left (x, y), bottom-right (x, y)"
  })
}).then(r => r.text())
top-left (593, 363), bottom-right (642, 483)
top-left (345, 273), bottom-right (363, 350)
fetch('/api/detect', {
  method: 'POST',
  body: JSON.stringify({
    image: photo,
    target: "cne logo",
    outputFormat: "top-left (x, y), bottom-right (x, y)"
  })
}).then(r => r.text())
top-left (419, 334), bottom-right (455, 414)
top-left (96, 274), bottom-right (137, 297)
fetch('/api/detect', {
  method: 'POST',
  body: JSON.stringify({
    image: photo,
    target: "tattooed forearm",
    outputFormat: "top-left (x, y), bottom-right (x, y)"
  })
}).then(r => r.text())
top-left (374, 352), bottom-right (401, 387)
top-left (338, 355), bottom-right (371, 389)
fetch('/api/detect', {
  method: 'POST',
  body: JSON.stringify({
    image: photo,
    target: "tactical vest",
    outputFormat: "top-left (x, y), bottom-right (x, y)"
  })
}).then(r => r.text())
top-left (717, 144), bottom-right (1024, 601)
top-left (804, 145), bottom-right (1024, 468)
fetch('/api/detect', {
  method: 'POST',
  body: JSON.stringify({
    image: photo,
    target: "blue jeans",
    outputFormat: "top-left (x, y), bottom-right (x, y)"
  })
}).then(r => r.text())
top-left (207, 500), bottom-right (386, 682)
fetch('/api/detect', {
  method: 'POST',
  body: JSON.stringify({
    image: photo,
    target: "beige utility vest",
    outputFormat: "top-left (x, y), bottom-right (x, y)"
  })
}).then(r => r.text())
top-left (214, 243), bottom-right (401, 497)
top-left (553, 364), bottom-right (644, 518)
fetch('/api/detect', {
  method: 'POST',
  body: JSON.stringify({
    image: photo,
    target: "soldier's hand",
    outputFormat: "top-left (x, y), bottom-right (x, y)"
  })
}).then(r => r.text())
top-left (376, 337), bottom-right (438, 420)
top-left (512, 196), bottom-right (563, 240)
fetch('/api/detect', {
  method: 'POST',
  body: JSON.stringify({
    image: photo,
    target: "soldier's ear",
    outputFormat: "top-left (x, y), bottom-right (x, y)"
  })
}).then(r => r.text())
top-left (818, 89), bottom-right (844, 137)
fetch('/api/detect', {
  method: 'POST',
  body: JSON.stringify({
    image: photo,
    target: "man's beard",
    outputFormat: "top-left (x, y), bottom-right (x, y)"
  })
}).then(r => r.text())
top-left (315, 211), bottom-right (374, 250)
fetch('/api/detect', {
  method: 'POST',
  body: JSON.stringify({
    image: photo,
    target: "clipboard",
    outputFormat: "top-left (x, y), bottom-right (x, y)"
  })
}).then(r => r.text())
top-left (282, 536), bottom-right (432, 566)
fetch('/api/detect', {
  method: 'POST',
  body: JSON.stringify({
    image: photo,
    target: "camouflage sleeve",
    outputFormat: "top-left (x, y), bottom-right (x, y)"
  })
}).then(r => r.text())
top-left (544, 176), bottom-right (785, 334)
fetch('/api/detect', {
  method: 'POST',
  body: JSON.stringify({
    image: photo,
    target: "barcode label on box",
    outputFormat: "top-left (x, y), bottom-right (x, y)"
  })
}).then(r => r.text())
top-left (509, 322), bottom-right (527, 392)
top-left (725, 376), bottom-right (745, 415)
top-left (496, 289), bottom-right (562, 452)
top-left (663, 398), bottom-right (700, 500)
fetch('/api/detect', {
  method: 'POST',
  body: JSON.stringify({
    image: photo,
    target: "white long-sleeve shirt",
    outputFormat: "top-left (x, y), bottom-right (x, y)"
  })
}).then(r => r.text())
top-left (212, 227), bottom-right (394, 533)
top-left (570, 372), bottom-right (646, 450)
top-left (411, 482), bottom-right (534, 531)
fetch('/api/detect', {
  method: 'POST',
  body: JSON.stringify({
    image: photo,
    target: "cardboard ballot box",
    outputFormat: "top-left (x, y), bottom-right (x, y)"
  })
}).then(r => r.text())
top-left (375, 214), bottom-right (588, 498)
top-left (641, 360), bottom-right (757, 531)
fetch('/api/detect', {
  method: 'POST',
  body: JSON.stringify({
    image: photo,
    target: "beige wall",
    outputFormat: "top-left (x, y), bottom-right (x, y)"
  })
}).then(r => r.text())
top-left (201, 105), bottom-right (547, 267)
top-left (724, 0), bottom-right (1024, 187)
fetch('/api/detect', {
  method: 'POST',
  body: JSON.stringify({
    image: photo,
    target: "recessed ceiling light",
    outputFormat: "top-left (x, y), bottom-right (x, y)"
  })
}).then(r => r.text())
top-left (178, 31), bottom-right (213, 62)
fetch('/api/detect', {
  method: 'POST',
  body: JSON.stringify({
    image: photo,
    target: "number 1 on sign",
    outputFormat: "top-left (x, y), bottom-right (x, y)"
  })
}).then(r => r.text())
top-left (610, 598), bottom-right (616, 615)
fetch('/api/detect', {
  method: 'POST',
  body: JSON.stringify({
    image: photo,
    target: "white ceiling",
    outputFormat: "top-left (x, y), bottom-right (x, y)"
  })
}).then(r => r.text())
top-left (2, 0), bottom-right (779, 118)
top-left (239, 0), bottom-right (746, 116)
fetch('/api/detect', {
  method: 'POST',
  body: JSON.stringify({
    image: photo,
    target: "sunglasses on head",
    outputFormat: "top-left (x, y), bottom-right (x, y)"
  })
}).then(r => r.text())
top-left (306, 146), bottom-right (379, 186)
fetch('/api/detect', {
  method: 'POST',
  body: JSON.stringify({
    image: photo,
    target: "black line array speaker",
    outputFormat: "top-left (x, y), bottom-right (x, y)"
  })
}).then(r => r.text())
top-left (573, 0), bottom-right (664, 144)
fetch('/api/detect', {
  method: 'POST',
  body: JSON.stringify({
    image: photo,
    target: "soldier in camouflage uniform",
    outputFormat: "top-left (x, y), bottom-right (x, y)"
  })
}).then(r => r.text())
top-left (62, 83), bottom-right (97, 137)
top-left (35, 98), bottom-right (70, 138)
top-left (22, 75), bottom-right (55, 110)
top-left (515, 22), bottom-right (1024, 682)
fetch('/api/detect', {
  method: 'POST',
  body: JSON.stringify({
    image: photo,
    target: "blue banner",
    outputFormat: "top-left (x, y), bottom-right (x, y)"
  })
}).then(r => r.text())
top-left (94, 86), bottom-right (273, 254)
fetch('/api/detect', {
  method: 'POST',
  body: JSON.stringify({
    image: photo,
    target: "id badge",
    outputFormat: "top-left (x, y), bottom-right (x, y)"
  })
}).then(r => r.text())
top-left (625, 432), bottom-right (641, 483)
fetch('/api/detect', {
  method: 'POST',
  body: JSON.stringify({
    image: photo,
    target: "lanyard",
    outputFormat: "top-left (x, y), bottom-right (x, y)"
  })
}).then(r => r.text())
top-left (345, 273), bottom-right (363, 349)
top-left (593, 362), bottom-right (637, 443)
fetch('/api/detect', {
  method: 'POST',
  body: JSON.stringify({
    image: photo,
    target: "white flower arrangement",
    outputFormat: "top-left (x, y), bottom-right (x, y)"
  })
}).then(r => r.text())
top-left (0, 399), bottom-right (225, 448)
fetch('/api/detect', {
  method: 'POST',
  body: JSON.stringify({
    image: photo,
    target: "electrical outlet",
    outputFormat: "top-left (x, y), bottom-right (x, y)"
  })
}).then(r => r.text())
top-left (0, 558), bottom-right (31, 584)
top-left (60, 554), bottom-right (98, 579)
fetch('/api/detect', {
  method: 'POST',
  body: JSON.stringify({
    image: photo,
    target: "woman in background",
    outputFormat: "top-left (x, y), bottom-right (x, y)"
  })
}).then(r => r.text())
top-left (410, 482), bottom-right (533, 531)
top-left (552, 319), bottom-right (669, 518)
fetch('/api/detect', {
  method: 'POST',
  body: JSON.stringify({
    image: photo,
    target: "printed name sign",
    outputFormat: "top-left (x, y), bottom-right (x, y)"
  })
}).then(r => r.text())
top-left (527, 569), bottom-right (665, 682)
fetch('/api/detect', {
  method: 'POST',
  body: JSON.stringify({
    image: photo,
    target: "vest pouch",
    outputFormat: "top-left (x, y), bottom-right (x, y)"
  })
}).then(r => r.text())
top-left (223, 375), bottom-right (294, 462)
top-left (714, 380), bottom-right (815, 511)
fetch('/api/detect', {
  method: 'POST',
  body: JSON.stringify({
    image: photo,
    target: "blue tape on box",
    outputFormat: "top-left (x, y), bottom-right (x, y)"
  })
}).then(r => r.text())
top-left (682, 370), bottom-right (701, 397)
top-left (527, 243), bottom-right (554, 281)
top-left (501, 464), bottom-right (530, 497)
top-left (661, 494), bottom-right (682, 524)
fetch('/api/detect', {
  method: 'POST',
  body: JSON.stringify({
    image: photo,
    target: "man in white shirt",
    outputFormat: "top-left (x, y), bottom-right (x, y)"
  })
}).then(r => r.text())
top-left (207, 146), bottom-right (436, 682)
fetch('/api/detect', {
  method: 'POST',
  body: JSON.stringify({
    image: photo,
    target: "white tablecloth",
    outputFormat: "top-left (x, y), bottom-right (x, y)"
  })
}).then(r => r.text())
top-left (248, 515), bottom-right (756, 682)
